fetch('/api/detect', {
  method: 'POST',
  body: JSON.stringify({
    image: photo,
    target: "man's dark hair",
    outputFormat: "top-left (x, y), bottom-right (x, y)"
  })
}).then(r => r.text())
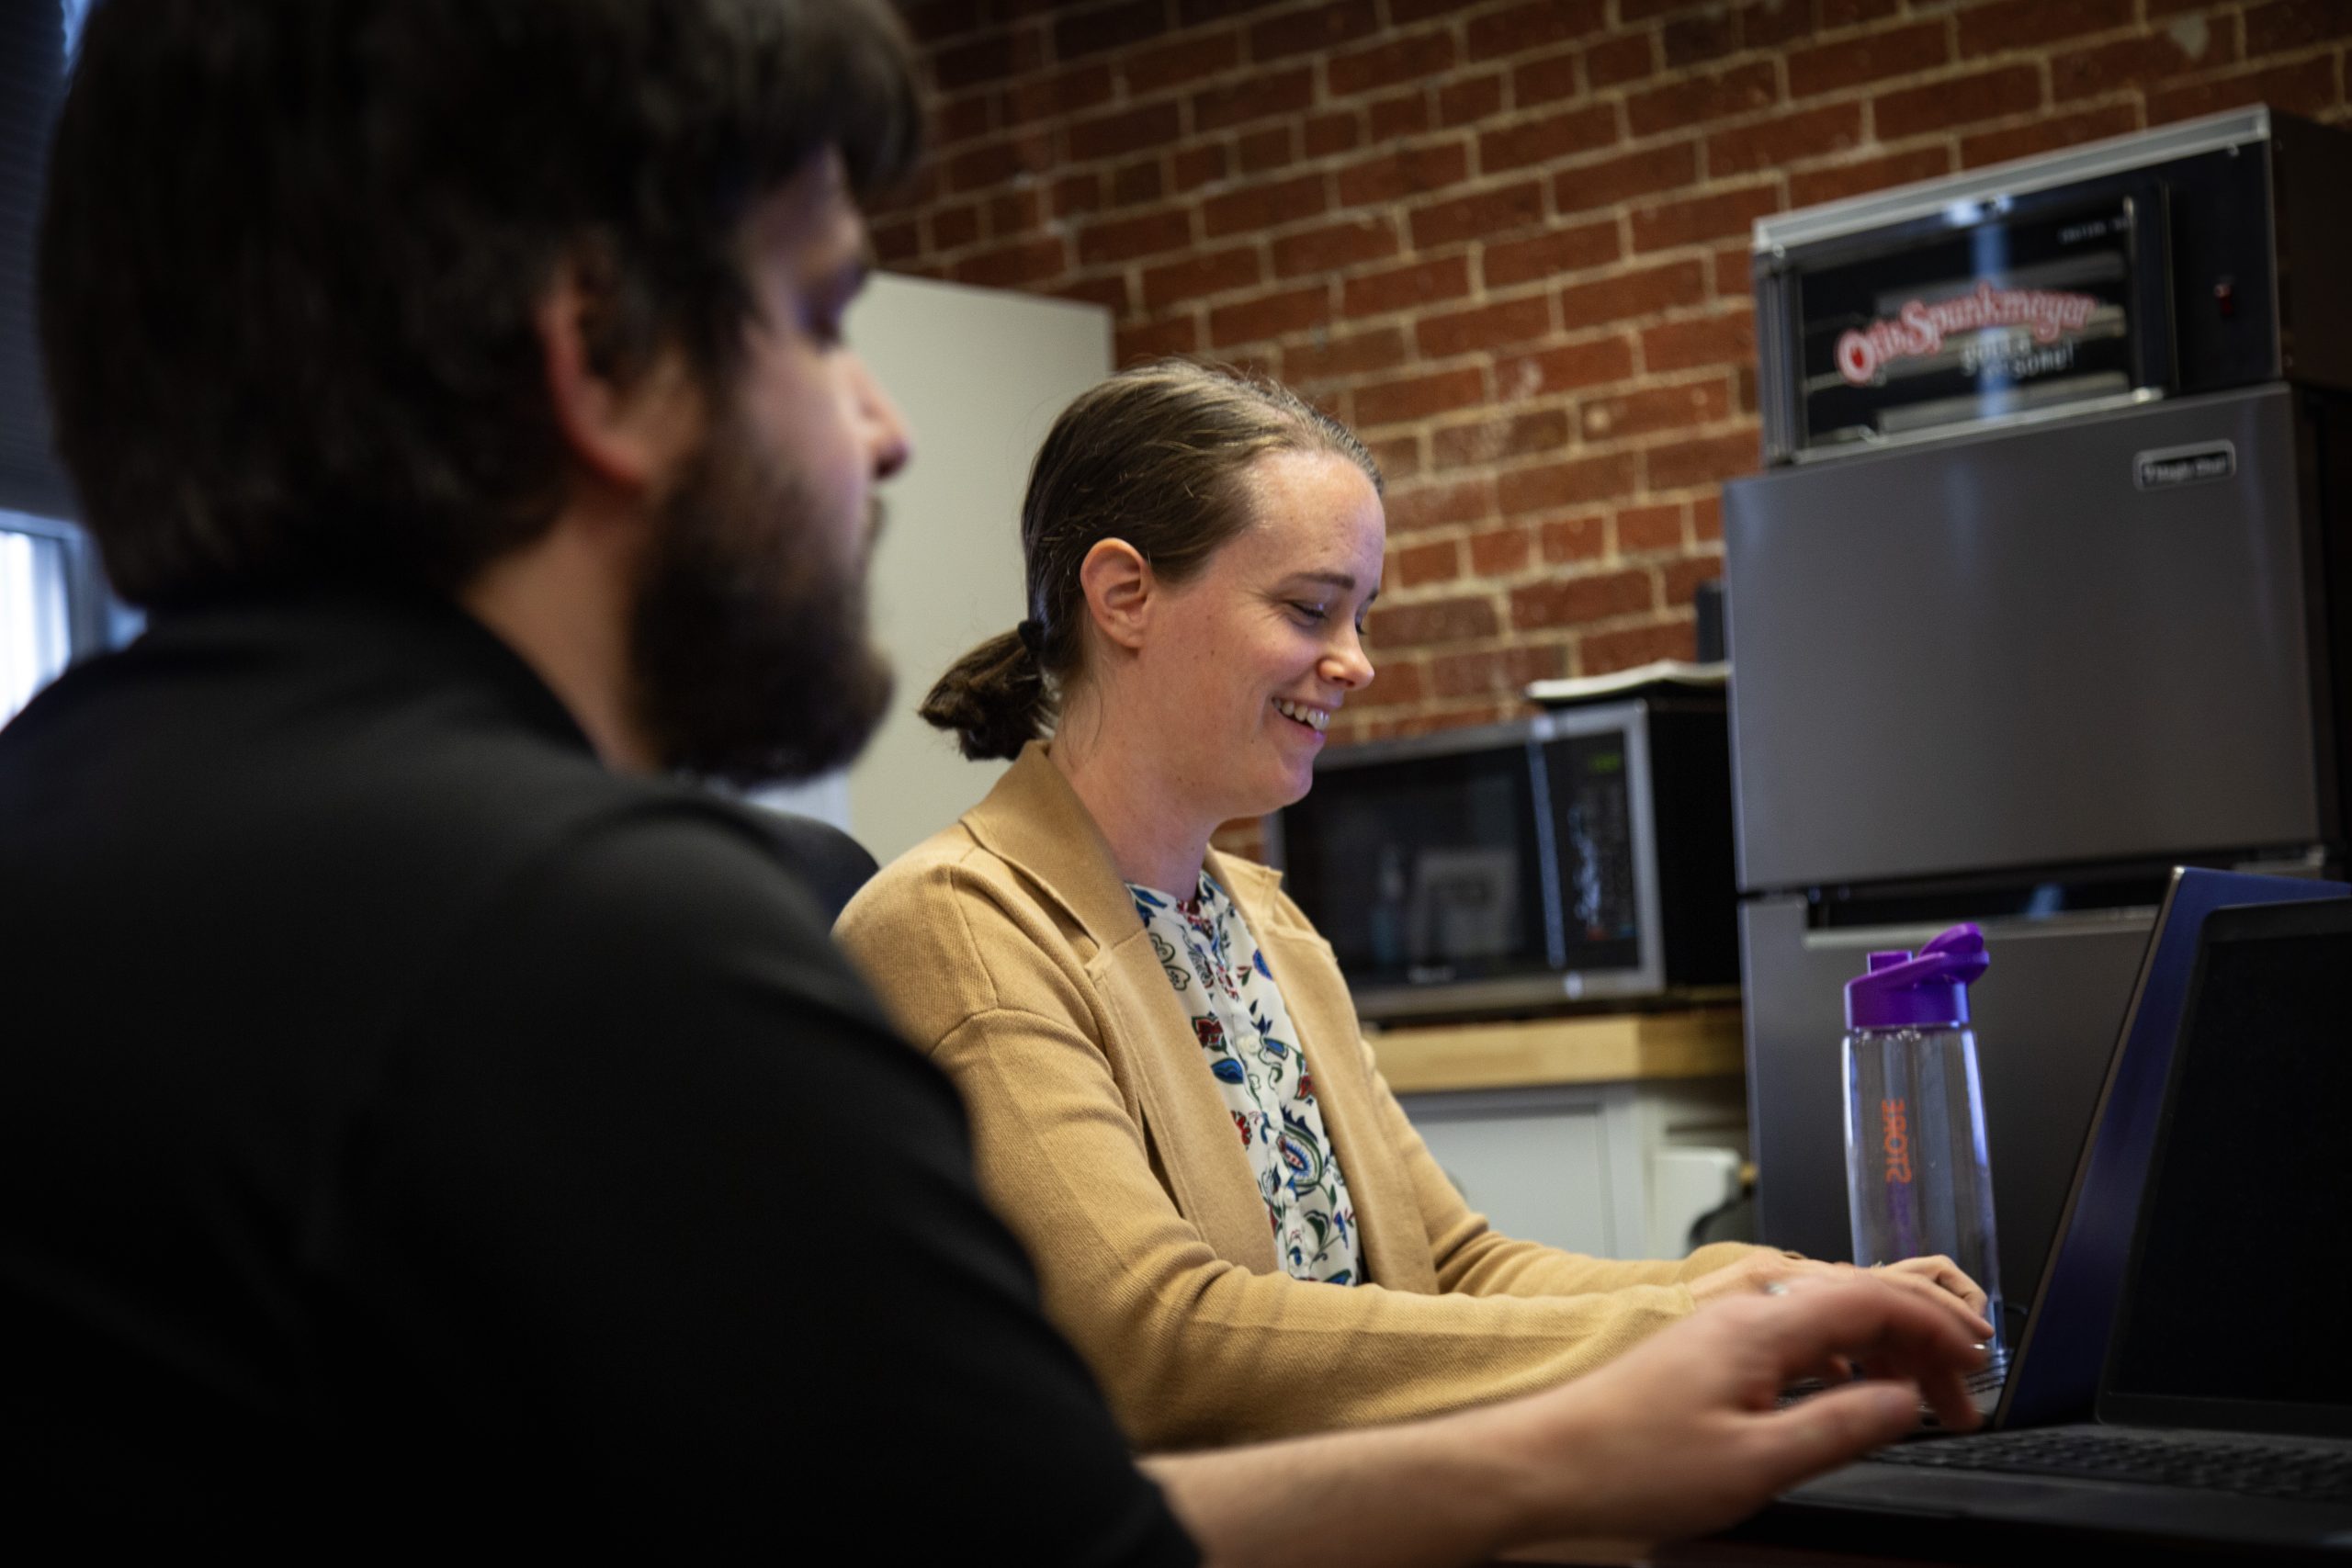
top-left (39, 0), bottom-right (921, 609)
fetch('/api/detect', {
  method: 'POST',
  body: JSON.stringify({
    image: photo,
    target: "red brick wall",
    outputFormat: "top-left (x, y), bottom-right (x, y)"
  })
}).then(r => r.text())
top-left (875, 0), bottom-right (2351, 748)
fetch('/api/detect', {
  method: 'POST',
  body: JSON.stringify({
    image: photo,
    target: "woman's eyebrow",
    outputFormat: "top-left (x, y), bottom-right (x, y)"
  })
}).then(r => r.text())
top-left (1284, 570), bottom-right (1379, 606)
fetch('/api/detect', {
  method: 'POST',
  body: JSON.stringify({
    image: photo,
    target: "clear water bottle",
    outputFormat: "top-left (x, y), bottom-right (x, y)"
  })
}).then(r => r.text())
top-left (1843, 922), bottom-right (2006, 1360)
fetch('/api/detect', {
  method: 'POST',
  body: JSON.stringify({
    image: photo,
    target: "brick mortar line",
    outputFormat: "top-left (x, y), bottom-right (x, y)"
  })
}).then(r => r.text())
top-left (912, 95), bottom-right (2060, 270)
top-left (922, 46), bottom-right (2212, 202)
top-left (1377, 524), bottom-right (1726, 574)
top-left (919, 13), bottom-right (2325, 187)
top-left (922, 172), bottom-right (1786, 290)
top-left (923, 0), bottom-right (2009, 93)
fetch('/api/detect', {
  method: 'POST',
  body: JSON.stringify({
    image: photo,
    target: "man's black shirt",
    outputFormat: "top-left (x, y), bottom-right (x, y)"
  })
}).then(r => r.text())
top-left (0, 595), bottom-right (1193, 1557)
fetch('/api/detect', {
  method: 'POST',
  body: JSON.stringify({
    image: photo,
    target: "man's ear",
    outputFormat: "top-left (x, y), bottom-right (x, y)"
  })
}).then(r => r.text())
top-left (534, 263), bottom-right (703, 494)
top-left (1077, 538), bottom-right (1155, 653)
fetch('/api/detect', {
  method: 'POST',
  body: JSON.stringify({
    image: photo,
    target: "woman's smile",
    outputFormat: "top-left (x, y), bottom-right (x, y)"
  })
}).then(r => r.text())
top-left (1272, 696), bottom-right (1332, 735)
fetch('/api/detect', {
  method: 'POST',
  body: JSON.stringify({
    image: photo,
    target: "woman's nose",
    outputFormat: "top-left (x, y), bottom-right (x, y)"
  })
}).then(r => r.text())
top-left (1324, 628), bottom-right (1374, 691)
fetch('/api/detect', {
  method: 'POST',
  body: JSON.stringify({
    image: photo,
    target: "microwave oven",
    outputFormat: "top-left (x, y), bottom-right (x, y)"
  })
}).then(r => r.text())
top-left (1752, 107), bottom-right (2352, 465)
top-left (1267, 695), bottom-right (1738, 1022)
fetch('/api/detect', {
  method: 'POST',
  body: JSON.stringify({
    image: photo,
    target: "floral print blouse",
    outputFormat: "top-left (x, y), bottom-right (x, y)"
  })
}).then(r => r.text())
top-left (1127, 872), bottom-right (1361, 1286)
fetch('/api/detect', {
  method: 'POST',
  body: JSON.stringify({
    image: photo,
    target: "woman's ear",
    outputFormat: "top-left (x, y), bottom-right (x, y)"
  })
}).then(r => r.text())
top-left (534, 261), bottom-right (705, 496)
top-left (1077, 538), bottom-right (1155, 653)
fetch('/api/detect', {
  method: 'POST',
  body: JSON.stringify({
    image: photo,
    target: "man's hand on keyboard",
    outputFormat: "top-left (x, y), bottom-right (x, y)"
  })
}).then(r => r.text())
top-left (1473, 1277), bottom-right (1990, 1545)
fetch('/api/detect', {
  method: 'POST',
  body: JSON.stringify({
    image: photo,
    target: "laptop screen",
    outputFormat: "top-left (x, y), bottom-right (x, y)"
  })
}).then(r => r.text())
top-left (2101, 903), bottom-right (2352, 1435)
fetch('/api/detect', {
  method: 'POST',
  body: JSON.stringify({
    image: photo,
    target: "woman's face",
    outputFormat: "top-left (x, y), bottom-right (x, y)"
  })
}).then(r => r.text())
top-left (1134, 448), bottom-right (1385, 825)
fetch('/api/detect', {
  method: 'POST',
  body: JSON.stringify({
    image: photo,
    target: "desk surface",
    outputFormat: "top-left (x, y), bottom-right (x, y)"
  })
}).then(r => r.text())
top-left (1368, 1008), bottom-right (1745, 1094)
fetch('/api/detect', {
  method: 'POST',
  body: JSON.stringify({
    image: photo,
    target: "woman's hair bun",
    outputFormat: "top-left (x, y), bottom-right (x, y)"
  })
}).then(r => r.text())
top-left (919, 626), bottom-right (1048, 761)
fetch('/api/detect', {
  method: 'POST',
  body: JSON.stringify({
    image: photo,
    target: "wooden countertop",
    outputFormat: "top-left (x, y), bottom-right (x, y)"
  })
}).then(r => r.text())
top-left (1369, 1007), bottom-right (1745, 1093)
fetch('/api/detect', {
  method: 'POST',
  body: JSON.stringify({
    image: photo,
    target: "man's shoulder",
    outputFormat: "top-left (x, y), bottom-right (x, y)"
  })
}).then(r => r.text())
top-left (335, 721), bottom-right (880, 1031)
top-left (449, 789), bottom-right (890, 1043)
top-left (4, 593), bottom-right (700, 882)
top-left (0, 595), bottom-right (874, 1046)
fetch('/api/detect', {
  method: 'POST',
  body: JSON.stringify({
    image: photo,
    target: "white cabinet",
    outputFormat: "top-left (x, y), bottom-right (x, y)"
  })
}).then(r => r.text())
top-left (1400, 1075), bottom-right (1747, 1259)
top-left (1372, 1008), bottom-right (1749, 1260)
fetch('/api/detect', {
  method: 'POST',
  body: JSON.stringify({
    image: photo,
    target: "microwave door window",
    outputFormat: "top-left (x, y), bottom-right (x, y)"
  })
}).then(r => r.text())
top-left (1403, 845), bottom-right (1521, 970)
top-left (1292, 752), bottom-right (1547, 987)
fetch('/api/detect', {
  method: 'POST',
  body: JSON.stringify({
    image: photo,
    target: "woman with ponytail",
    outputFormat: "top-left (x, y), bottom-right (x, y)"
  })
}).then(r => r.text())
top-left (836, 360), bottom-right (1990, 1451)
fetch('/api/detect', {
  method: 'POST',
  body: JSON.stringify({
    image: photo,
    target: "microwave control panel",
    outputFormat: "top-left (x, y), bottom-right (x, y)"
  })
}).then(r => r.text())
top-left (1543, 734), bottom-right (1641, 970)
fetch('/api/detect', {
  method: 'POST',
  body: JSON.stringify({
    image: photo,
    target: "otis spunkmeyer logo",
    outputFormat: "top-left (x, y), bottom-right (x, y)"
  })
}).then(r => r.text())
top-left (1836, 279), bottom-right (2101, 386)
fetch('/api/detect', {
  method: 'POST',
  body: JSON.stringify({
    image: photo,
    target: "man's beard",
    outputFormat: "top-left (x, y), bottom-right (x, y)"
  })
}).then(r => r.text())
top-left (628, 411), bottom-right (893, 789)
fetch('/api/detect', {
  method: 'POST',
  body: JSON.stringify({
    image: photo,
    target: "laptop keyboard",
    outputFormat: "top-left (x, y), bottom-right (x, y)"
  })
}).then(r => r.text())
top-left (1874, 1428), bottom-right (2352, 1505)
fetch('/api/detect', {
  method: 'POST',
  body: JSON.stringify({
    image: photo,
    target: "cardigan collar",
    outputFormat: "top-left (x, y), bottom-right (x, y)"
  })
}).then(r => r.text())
top-left (964, 742), bottom-right (1291, 1274)
top-left (960, 741), bottom-right (1432, 1291)
top-left (959, 740), bottom-right (1288, 947)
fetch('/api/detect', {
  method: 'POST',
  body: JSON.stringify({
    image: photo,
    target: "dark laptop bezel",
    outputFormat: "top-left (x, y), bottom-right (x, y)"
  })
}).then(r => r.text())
top-left (2098, 895), bottom-right (2352, 1438)
top-left (1990, 868), bottom-right (2346, 1429)
top-left (1985, 869), bottom-right (2184, 1427)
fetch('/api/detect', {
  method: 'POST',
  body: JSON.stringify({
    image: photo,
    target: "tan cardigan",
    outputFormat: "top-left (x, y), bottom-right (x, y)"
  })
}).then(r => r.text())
top-left (835, 744), bottom-right (1760, 1450)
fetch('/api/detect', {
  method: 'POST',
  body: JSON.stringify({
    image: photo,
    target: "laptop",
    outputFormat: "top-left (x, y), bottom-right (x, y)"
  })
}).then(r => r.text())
top-left (1794, 868), bottom-right (2345, 1429)
top-left (1767, 895), bottom-right (2352, 1555)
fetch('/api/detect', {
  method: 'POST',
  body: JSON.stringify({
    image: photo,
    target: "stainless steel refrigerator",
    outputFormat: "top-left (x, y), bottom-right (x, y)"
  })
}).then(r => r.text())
top-left (1723, 108), bottom-right (2352, 1319)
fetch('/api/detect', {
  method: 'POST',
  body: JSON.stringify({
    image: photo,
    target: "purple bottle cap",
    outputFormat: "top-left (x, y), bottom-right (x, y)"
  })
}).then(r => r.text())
top-left (1845, 922), bottom-right (1989, 1032)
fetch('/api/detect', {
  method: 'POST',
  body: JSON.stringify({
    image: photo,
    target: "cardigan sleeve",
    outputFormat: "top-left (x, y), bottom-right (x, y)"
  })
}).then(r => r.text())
top-left (839, 852), bottom-right (1746, 1452)
top-left (1245, 880), bottom-right (1772, 1300)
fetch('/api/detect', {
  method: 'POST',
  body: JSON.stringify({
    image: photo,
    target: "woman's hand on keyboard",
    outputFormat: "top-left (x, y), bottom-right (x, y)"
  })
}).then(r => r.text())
top-left (1689, 1249), bottom-right (1996, 1343)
